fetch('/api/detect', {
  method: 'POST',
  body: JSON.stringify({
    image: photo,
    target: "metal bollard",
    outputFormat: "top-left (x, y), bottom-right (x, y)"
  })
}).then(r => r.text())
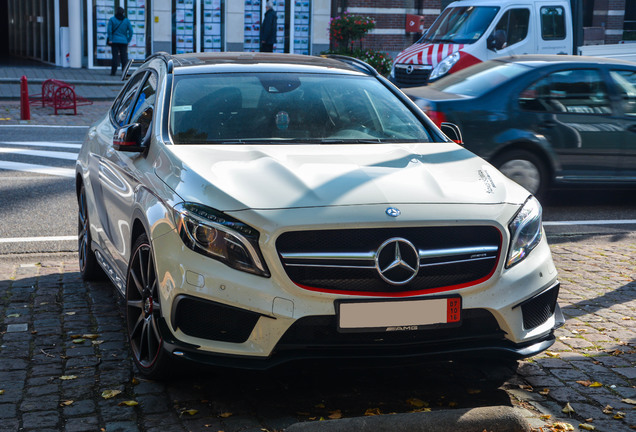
top-left (20, 75), bottom-right (31, 120)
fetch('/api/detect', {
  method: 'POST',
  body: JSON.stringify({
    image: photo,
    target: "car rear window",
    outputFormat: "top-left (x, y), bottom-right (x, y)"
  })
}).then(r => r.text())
top-left (169, 73), bottom-right (435, 144)
top-left (429, 61), bottom-right (529, 97)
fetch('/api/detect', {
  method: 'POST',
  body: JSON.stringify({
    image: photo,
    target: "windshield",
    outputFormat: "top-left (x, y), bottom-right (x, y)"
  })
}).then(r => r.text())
top-left (429, 60), bottom-right (530, 97)
top-left (418, 6), bottom-right (499, 45)
top-left (170, 73), bottom-right (434, 144)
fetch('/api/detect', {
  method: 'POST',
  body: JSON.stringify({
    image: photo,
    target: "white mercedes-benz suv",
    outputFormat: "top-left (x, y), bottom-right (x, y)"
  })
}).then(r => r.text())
top-left (76, 52), bottom-right (562, 378)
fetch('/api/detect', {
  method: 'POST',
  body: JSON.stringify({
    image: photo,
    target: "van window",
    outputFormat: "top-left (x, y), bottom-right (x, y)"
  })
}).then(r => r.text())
top-left (519, 69), bottom-right (611, 114)
top-left (541, 6), bottom-right (566, 40)
top-left (417, 6), bottom-right (499, 45)
top-left (488, 8), bottom-right (530, 50)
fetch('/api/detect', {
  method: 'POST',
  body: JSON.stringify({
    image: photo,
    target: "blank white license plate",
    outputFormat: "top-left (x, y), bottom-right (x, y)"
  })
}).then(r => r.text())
top-left (338, 297), bottom-right (461, 332)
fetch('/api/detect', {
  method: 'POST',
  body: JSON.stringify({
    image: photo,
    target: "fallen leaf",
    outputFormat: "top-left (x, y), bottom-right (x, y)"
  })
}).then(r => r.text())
top-left (72, 338), bottom-right (85, 344)
top-left (328, 410), bottom-right (342, 419)
top-left (315, 403), bottom-right (325, 409)
top-left (218, 412), bottom-right (232, 418)
top-left (118, 400), bottom-right (138, 406)
top-left (448, 401), bottom-right (458, 408)
top-left (552, 422), bottom-right (575, 431)
top-left (66, 312), bottom-right (76, 316)
top-left (60, 375), bottom-right (77, 380)
top-left (621, 317), bottom-right (631, 320)
top-left (82, 334), bottom-right (100, 339)
top-left (540, 414), bottom-right (552, 420)
top-left (60, 400), bottom-right (73, 406)
top-left (101, 389), bottom-right (122, 399)
top-left (519, 384), bottom-right (534, 391)
top-left (602, 405), bottom-right (614, 414)
top-left (6, 313), bottom-right (20, 318)
top-left (562, 402), bottom-right (575, 414)
top-left (589, 382), bottom-right (602, 388)
top-left (411, 407), bottom-right (431, 413)
top-left (131, 378), bottom-right (139, 385)
top-left (579, 424), bottom-right (596, 430)
top-left (622, 398), bottom-right (636, 405)
top-left (364, 408), bottom-right (381, 416)
top-left (577, 380), bottom-right (593, 387)
top-left (545, 351), bottom-right (560, 357)
top-left (539, 388), bottom-right (550, 396)
top-left (181, 409), bottom-right (198, 416)
top-left (0, 390), bottom-right (5, 395)
top-left (466, 389), bottom-right (481, 395)
top-left (613, 411), bottom-right (625, 420)
top-left (407, 398), bottom-right (428, 408)
top-left (92, 340), bottom-right (104, 345)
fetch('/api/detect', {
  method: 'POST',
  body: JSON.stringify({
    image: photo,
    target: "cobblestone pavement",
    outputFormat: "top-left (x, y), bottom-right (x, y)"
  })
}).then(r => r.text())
top-left (0, 233), bottom-right (634, 432)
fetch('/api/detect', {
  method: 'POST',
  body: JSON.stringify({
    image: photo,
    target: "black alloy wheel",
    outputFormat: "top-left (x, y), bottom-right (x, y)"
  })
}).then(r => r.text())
top-left (126, 234), bottom-right (170, 378)
top-left (78, 185), bottom-right (104, 280)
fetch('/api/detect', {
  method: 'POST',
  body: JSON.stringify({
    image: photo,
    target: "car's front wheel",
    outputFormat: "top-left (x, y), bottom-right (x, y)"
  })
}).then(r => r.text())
top-left (493, 150), bottom-right (548, 199)
top-left (126, 233), bottom-right (172, 379)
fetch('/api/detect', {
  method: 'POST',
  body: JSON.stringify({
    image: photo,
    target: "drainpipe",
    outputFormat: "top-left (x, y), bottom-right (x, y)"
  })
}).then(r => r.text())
top-left (68, 0), bottom-right (81, 68)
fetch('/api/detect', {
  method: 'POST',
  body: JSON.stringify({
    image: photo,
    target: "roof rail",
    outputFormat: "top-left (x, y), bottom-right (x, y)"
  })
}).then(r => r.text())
top-left (323, 54), bottom-right (379, 77)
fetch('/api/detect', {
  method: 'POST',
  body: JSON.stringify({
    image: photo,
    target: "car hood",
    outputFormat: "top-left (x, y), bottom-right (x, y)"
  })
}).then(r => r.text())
top-left (405, 86), bottom-right (468, 102)
top-left (156, 143), bottom-right (526, 211)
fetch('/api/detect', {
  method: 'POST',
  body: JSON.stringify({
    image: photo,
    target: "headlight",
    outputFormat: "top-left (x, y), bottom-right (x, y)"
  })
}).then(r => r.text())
top-left (507, 196), bottom-right (543, 268)
top-left (174, 203), bottom-right (270, 277)
top-left (430, 52), bottom-right (460, 80)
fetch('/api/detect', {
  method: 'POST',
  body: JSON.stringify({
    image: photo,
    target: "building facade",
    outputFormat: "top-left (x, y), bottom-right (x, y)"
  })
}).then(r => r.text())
top-left (3, 0), bottom-right (634, 69)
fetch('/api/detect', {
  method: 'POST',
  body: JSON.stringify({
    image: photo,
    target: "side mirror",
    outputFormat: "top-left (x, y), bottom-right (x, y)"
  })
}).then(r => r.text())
top-left (487, 34), bottom-right (497, 51)
top-left (440, 122), bottom-right (463, 144)
top-left (113, 123), bottom-right (145, 152)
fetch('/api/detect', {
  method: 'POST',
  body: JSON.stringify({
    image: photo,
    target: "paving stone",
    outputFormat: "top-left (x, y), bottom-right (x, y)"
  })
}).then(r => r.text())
top-left (63, 399), bottom-right (97, 416)
top-left (22, 410), bottom-right (60, 429)
top-left (64, 416), bottom-right (100, 432)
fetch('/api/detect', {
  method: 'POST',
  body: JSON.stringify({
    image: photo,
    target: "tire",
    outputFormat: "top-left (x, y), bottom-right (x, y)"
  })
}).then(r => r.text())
top-left (126, 233), bottom-right (172, 379)
top-left (78, 185), bottom-right (105, 280)
top-left (492, 150), bottom-right (548, 199)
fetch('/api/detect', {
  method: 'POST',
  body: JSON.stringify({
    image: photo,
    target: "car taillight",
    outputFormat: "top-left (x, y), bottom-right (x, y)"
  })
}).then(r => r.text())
top-left (425, 110), bottom-right (447, 128)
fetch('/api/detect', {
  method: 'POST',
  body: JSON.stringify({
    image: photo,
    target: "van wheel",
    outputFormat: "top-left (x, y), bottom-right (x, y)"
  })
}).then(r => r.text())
top-left (126, 234), bottom-right (172, 379)
top-left (493, 150), bottom-right (548, 199)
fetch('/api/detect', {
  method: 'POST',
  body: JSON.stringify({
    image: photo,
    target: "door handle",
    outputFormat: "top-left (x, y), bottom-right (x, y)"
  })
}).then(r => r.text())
top-left (540, 120), bottom-right (557, 128)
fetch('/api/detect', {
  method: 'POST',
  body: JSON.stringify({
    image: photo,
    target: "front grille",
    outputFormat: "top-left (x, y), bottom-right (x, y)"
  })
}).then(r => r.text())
top-left (172, 295), bottom-right (261, 343)
top-left (394, 65), bottom-right (432, 87)
top-left (276, 309), bottom-right (504, 351)
top-left (519, 285), bottom-right (560, 330)
top-left (276, 226), bottom-right (501, 295)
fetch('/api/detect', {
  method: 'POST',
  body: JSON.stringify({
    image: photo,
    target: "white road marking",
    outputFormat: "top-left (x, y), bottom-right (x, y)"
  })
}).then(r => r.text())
top-left (0, 141), bottom-right (82, 149)
top-left (0, 147), bottom-right (78, 160)
top-left (0, 160), bottom-right (75, 177)
top-left (0, 235), bottom-right (77, 244)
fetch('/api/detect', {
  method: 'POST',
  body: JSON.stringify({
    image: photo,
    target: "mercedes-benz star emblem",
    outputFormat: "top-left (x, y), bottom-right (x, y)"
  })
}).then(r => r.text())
top-left (375, 238), bottom-right (420, 285)
top-left (406, 64), bottom-right (414, 75)
top-left (386, 207), bottom-right (401, 217)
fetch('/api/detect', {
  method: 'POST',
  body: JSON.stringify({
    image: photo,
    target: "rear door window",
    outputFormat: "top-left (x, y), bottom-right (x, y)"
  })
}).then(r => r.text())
top-left (609, 70), bottom-right (636, 116)
top-left (519, 69), bottom-right (611, 114)
top-left (541, 6), bottom-right (566, 40)
top-left (489, 8), bottom-right (530, 50)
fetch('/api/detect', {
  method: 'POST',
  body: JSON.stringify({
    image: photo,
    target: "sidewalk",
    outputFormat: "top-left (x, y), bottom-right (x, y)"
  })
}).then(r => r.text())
top-left (0, 234), bottom-right (634, 432)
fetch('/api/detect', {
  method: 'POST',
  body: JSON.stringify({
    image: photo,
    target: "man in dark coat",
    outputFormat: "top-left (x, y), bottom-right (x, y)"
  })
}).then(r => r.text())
top-left (108, 7), bottom-right (134, 76)
top-left (259, 1), bottom-right (277, 52)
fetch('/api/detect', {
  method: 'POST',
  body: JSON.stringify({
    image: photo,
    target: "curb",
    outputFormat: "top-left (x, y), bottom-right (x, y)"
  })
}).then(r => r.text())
top-left (284, 406), bottom-right (531, 432)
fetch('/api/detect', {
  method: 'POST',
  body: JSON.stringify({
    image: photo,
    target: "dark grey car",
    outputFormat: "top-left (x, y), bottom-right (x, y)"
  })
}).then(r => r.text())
top-left (406, 55), bottom-right (636, 198)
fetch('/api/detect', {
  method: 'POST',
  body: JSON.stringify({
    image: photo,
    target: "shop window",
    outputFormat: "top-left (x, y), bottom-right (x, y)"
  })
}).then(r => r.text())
top-left (202, 0), bottom-right (225, 52)
top-left (540, 6), bottom-right (566, 40)
top-left (519, 69), bottom-right (611, 115)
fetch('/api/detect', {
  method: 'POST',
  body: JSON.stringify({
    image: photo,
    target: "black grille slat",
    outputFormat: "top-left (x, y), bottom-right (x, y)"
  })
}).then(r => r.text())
top-left (277, 226), bottom-right (501, 294)
top-left (276, 309), bottom-right (504, 351)
top-left (173, 296), bottom-right (261, 343)
top-left (520, 286), bottom-right (560, 330)
top-left (395, 67), bottom-right (432, 87)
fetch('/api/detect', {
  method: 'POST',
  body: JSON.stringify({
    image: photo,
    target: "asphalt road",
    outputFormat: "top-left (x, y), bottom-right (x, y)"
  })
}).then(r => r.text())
top-left (1, 124), bottom-right (635, 256)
